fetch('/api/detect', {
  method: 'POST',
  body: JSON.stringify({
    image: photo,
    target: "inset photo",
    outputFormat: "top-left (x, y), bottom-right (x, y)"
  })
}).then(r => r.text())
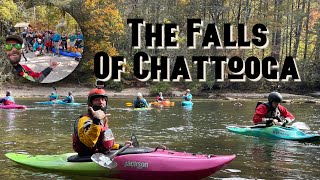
top-left (4, 5), bottom-right (83, 83)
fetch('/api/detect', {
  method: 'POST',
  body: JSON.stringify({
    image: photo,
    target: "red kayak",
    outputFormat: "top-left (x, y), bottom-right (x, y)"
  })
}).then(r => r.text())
top-left (0, 104), bottom-right (27, 109)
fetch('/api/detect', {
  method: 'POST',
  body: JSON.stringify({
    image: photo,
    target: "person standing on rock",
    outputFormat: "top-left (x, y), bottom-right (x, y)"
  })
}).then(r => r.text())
top-left (5, 35), bottom-right (59, 83)
top-left (52, 30), bottom-right (61, 57)
top-left (253, 92), bottom-right (295, 126)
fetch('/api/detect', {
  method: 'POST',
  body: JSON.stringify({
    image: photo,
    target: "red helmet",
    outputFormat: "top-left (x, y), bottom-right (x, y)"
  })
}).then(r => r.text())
top-left (87, 88), bottom-right (108, 106)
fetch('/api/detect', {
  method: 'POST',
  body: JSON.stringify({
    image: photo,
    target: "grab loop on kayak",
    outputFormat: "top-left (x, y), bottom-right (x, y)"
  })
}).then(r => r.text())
top-left (154, 145), bottom-right (167, 152)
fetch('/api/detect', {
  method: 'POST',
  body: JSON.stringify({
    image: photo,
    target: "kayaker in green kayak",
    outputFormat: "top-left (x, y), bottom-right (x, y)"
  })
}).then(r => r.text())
top-left (182, 89), bottom-right (192, 101)
top-left (0, 91), bottom-right (15, 105)
top-left (253, 92), bottom-right (295, 126)
top-left (72, 88), bottom-right (132, 156)
top-left (62, 91), bottom-right (75, 103)
top-left (133, 93), bottom-right (149, 108)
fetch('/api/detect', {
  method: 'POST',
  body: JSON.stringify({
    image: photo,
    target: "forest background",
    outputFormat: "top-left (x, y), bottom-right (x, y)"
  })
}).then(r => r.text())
top-left (0, 0), bottom-right (319, 96)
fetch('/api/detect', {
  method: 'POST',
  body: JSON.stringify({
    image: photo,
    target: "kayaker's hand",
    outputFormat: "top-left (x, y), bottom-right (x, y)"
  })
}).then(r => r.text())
top-left (125, 141), bottom-right (133, 147)
top-left (50, 61), bottom-right (59, 69)
top-left (88, 107), bottom-right (107, 119)
top-left (273, 119), bottom-right (282, 126)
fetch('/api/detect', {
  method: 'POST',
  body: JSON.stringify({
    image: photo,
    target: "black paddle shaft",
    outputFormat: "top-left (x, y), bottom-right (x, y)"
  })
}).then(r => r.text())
top-left (109, 144), bottom-right (130, 160)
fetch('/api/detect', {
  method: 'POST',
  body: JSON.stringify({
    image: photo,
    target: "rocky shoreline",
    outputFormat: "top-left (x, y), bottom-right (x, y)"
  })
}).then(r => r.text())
top-left (1, 84), bottom-right (320, 103)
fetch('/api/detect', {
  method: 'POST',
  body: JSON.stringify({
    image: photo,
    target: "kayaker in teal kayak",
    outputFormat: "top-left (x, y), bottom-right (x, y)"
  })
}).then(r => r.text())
top-left (49, 91), bottom-right (59, 101)
top-left (253, 92), bottom-right (295, 126)
top-left (133, 93), bottom-right (149, 108)
top-left (62, 92), bottom-right (74, 103)
top-left (182, 89), bottom-right (192, 101)
top-left (0, 91), bottom-right (15, 105)
top-left (72, 88), bottom-right (131, 156)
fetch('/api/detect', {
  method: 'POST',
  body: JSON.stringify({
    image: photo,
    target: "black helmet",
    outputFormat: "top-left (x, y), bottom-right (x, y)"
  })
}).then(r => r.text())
top-left (268, 92), bottom-right (282, 103)
top-left (6, 91), bottom-right (11, 96)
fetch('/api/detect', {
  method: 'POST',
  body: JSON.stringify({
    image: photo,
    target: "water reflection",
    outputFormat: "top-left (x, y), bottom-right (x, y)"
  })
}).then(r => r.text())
top-left (0, 99), bottom-right (320, 179)
top-left (2, 110), bottom-right (17, 132)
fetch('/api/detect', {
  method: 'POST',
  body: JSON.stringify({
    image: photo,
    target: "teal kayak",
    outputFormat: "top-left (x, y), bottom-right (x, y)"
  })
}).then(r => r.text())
top-left (227, 125), bottom-right (320, 142)
top-left (181, 101), bottom-right (193, 107)
top-left (35, 100), bottom-right (81, 106)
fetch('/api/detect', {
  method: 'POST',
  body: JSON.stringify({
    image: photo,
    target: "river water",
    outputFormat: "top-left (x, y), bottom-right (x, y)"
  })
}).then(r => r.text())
top-left (0, 98), bottom-right (319, 179)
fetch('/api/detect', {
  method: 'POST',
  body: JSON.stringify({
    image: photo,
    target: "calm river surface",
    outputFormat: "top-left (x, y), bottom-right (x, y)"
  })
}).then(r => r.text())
top-left (1, 98), bottom-right (320, 179)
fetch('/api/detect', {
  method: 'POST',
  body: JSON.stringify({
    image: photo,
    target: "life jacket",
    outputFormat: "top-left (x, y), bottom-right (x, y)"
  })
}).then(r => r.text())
top-left (256, 102), bottom-right (281, 119)
top-left (72, 115), bottom-right (114, 156)
top-left (4, 96), bottom-right (15, 105)
top-left (134, 98), bottom-right (146, 108)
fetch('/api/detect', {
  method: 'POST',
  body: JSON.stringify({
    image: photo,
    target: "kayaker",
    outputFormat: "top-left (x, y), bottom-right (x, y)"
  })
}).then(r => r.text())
top-left (72, 88), bottom-right (132, 156)
top-left (155, 92), bottom-right (164, 102)
top-left (0, 91), bottom-right (15, 105)
top-left (5, 34), bottom-right (59, 82)
top-left (62, 91), bottom-right (74, 103)
top-left (253, 92), bottom-right (295, 126)
top-left (133, 93), bottom-right (149, 108)
top-left (49, 91), bottom-right (59, 101)
top-left (182, 89), bottom-right (192, 101)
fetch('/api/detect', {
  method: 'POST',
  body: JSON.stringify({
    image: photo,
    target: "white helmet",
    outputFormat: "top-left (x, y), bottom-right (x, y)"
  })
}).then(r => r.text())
top-left (137, 93), bottom-right (142, 97)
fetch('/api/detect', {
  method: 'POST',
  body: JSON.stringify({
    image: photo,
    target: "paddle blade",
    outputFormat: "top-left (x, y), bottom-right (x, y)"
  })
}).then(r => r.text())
top-left (91, 153), bottom-right (117, 168)
top-left (126, 102), bottom-right (133, 107)
top-left (291, 122), bottom-right (310, 130)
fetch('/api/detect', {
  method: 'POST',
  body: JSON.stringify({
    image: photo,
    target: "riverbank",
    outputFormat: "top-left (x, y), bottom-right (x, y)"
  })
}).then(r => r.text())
top-left (1, 83), bottom-right (320, 103)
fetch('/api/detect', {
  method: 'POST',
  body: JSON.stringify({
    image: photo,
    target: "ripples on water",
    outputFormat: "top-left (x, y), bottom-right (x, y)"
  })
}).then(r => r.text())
top-left (0, 99), bottom-right (319, 179)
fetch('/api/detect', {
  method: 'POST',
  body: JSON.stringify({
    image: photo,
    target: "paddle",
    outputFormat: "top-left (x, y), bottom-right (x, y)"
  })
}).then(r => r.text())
top-left (125, 102), bottom-right (133, 107)
top-left (91, 133), bottom-right (138, 169)
top-left (91, 144), bottom-right (130, 169)
top-left (291, 122), bottom-right (310, 130)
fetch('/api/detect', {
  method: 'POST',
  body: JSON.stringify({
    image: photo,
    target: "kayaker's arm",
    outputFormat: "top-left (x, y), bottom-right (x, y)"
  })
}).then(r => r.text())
top-left (252, 105), bottom-right (269, 124)
top-left (77, 117), bottom-right (102, 148)
top-left (278, 105), bottom-right (295, 123)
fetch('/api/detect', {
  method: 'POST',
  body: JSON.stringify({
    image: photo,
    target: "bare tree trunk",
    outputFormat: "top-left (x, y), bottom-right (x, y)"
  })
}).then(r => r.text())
top-left (289, 0), bottom-right (294, 55)
top-left (0, 21), bottom-right (2, 37)
top-left (293, 0), bottom-right (306, 58)
top-left (237, 0), bottom-right (242, 24)
top-left (271, 0), bottom-right (283, 61)
top-left (303, 0), bottom-right (310, 60)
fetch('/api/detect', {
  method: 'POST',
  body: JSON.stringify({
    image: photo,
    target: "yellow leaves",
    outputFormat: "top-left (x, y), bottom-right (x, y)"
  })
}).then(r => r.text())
top-left (0, 0), bottom-right (17, 21)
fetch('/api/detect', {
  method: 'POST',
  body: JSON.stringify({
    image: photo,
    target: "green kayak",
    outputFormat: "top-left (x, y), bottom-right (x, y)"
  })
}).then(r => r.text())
top-left (227, 125), bottom-right (320, 142)
top-left (5, 153), bottom-right (111, 176)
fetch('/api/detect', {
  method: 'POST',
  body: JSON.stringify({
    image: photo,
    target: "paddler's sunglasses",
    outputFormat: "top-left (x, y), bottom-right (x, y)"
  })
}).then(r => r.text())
top-left (5, 43), bottom-right (22, 51)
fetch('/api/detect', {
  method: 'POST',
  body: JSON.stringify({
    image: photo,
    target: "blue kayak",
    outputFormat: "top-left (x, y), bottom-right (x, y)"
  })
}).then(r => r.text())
top-left (51, 48), bottom-right (82, 58)
top-left (226, 125), bottom-right (320, 142)
top-left (35, 100), bottom-right (81, 106)
top-left (181, 101), bottom-right (193, 107)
